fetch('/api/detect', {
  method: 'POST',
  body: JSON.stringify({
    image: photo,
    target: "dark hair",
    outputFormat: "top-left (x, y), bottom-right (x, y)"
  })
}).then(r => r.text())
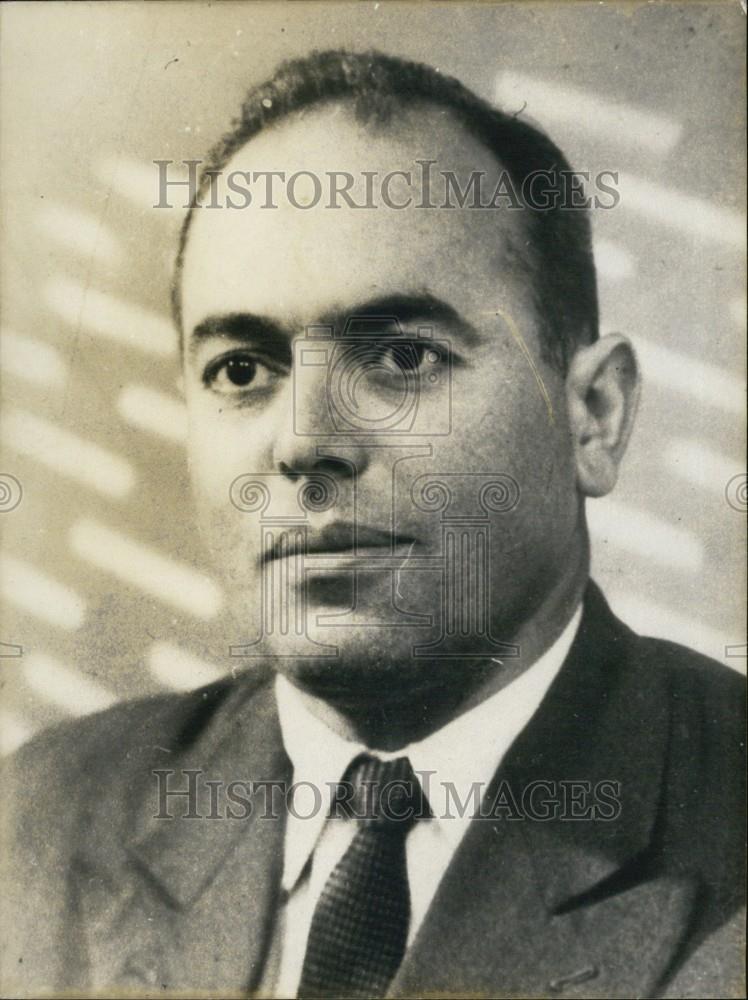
top-left (173, 48), bottom-right (598, 371)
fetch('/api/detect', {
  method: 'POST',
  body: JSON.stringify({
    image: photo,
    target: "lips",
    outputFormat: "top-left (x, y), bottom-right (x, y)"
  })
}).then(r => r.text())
top-left (262, 521), bottom-right (416, 564)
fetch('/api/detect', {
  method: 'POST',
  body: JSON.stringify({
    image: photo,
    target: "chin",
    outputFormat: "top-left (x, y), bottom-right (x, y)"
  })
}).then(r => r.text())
top-left (273, 631), bottom-right (488, 712)
top-left (270, 627), bottom-right (401, 685)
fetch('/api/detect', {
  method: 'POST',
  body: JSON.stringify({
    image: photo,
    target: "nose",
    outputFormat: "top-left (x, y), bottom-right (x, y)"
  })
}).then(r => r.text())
top-left (271, 363), bottom-right (370, 482)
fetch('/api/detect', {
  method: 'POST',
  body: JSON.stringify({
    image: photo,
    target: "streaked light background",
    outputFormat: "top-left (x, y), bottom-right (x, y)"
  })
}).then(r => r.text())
top-left (1, 2), bottom-right (745, 754)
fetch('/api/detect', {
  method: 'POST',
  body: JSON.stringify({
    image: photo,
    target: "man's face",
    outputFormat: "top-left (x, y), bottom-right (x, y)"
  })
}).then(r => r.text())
top-left (180, 104), bottom-right (582, 704)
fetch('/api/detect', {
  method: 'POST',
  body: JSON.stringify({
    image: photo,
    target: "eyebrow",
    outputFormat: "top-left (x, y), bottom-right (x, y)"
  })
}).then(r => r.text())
top-left (187, 291), bottom-right (480, 359)
top-left (188, 313), bottom-right (291, 363)
top-left (353, 292), bottom-right (446, 317)
top-left (323, 292), bottom-right (480, 345)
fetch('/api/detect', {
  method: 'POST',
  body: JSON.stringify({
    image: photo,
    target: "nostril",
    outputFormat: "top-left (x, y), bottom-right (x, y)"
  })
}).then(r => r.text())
top-left (275, 448), bottom-right (365, 482)
top-left (279, 461), bottom-right (302, 482)
top-left (314, 456), bottom-right (357, 480)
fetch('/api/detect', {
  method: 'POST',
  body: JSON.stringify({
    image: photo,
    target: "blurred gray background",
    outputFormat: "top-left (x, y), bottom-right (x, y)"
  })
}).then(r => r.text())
top-left (1, 1), bottom-right (745, 752)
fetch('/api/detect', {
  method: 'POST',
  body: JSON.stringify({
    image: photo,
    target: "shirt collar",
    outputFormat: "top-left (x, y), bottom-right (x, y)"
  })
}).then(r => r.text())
top-left (276, 604), bottom-right (582, 891)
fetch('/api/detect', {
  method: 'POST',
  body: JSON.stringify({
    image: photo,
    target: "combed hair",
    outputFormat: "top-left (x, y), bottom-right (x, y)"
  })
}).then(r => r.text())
top-left (173, 49), bottom-right (599, 371)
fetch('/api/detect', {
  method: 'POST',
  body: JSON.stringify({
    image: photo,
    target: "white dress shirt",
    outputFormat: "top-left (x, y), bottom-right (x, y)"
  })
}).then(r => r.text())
top-left (273, 605), bottom-right (582, 997)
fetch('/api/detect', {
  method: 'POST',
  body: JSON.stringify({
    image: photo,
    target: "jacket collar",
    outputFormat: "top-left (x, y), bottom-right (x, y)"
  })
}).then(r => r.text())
top-left (390, 581), bottom-right (693, 997)
top-left (127, 672), bottom-right (291, 910)
top-left (127, 582), bottom-right (660, 913)
top-left (503, 579), bottom-right (671, 909)
top-left (71, 671), bottom-right (291, 992)
top-left (85, 582), bottom-right (693, 996)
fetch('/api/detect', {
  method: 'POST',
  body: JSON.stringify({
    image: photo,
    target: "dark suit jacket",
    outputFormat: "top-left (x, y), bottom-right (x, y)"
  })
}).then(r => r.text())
top-left (1, 583), bottom-right (745, 998)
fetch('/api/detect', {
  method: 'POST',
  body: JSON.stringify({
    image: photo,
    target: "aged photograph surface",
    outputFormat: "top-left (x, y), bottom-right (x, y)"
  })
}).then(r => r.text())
top-left (0, 2), bottom-right (745, 997)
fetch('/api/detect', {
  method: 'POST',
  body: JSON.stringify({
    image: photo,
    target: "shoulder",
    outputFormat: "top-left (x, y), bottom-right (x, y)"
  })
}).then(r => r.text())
top-left (625, 630), bottom-right (745, 740)
top-left (630, 632), bottom-right (745, 823)
top-left (628, 625), bottom-right (744, 689)
top-left (584, 582), bottom-right (744, 736)
top-left (4, 679), bottom-right (233, 790)
top-left (1, 672), bottom-right (273, 851)
top-left (583, 584), bottom-right (745, 861)
top-left (620, 627), bottom-right (744, 905)
top-left (599, 597), bottom-right (745, 793)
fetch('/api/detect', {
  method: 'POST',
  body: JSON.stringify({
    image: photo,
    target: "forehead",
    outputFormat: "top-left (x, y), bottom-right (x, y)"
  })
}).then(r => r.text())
top-left (180, 103), bottom-right (535, 333)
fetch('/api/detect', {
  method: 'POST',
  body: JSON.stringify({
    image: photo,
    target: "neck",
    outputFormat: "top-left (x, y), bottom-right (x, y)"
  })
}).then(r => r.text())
top-left (289, 543), bottom-right (589, 751)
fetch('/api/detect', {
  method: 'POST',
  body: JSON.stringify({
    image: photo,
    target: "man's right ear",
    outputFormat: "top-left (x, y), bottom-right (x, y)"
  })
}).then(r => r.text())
top-left (566, 333), bottom-right (640, 498)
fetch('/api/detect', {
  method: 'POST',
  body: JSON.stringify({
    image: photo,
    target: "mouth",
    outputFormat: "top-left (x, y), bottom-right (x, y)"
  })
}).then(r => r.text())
top-left (261, 521), bottom-right (417, 565)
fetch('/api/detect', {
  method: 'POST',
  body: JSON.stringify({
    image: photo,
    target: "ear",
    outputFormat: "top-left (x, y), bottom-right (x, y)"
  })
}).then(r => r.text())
top-left (566, 334), bottom-right (640, 498)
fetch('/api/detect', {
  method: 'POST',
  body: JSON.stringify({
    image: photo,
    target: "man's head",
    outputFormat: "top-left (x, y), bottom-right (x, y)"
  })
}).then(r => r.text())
top-left (176, 50), bottom-right (639, 717)
top-left (174, 49), bottom-right (599, 373)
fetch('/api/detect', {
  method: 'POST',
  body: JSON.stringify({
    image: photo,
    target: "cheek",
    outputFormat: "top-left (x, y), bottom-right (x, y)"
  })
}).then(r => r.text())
top-left (185, 401), bottom-right (276, 572)
top-left (186, 431), bottom-right (255, 577)
top-left (186, 435), bottom-right (234, 556)
top-left (186, 397), bottom-right (264, 503)
top-left (187, 412), bottom-right (231, 505)
top-left (448, 364), bottom-right (576, 518)
top-left (186, 435), bottom-right (265, 582)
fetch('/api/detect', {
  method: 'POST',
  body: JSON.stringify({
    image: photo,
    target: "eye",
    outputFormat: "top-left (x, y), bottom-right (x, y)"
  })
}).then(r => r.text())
top-left (202, 351), bottom-right (280, 395)
top-left (223, 356), bottom-right (257, 386)
top-left (380, 340), bottom-right (448, 374)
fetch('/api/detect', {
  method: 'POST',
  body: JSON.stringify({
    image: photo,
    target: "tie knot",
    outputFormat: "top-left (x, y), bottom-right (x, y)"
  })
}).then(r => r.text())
top-left (335, 753), bottom-right (428, 830)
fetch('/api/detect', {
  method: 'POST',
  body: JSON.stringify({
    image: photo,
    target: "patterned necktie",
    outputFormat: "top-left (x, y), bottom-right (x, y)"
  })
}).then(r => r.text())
top-left (297, 753), bottom-right (427, 999)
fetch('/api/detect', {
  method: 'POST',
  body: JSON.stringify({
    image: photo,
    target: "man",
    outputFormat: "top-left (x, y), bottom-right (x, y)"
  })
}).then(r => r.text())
top-left (1, 50), bottom-right (744, 999)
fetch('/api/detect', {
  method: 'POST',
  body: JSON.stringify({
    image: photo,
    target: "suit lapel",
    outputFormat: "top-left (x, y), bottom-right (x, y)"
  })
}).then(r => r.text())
top-left (390, 812), bottom-right (696, 998)
top-left (391, 584), bottom-right (698, 998)
top-left (75, 676), bottom-right (291, 993)
top-left (74, 585), bottom-right (698, 996)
